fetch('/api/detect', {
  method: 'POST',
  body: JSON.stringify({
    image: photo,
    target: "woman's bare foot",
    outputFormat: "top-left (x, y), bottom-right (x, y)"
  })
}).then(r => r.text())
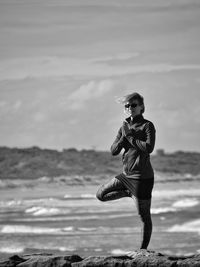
top-left (127, 249), bottom-right (151, 258)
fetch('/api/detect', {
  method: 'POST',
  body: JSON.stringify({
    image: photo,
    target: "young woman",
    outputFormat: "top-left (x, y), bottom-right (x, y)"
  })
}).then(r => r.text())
top-left (96, 92), bottom-right (156, 253)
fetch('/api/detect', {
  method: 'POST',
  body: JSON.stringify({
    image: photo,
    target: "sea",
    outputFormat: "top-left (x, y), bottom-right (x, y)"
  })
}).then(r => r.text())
top-left (0, 173), bottom-right (200, 259)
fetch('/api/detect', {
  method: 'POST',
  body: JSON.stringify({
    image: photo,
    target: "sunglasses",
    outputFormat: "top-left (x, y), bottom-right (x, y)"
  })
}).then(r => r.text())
top-left (124, 103), bottom-right (139, 109)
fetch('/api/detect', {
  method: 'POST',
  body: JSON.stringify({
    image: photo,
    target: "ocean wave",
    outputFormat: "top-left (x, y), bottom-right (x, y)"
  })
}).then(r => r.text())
top-left (25, 205), bottom-right (133, 217)
top-left (25, 206), bottom-right (63, 216)
top-left (0, 198), bottom-right (59, 208)
top-left (167, 219), bottom-right (200, 234)
top-left (63, 194), bottom-right (72, 199)
top-left (94, 248), bottom-right (103, 252)
top-left (23, 198), bottom-right (56, 204)
top-left (0, 179), bottom-right (38, 189)
top-left (0, 246), bottom-right (24, 253)
top-left (151, 207), bottom-right (177, 214)
top-left (111, 249), bottom-right (129, 255)
top-left (153, 189), bottom-right (200, 198)
top-left (63, 193), bottom-right (96, 199)
top-left (172, 198), bottom-right (199, 208)
top-left (0, 225), bottom-right (140, 235)
top-left (0, 225), bottom-right (74, 234)
top-left (34, 245), bottom-right (75, 252)
top-left (11, 213), bottom-right (134, 222)
top-left (155, 172), bottom-right (200, 183)
top-left (58, 246), bottom-right (75, 252)
top-left (151, 198), bottom-right (199, 215)
top-left (0, 244), bottom-right (75, 254)
top-left (78, 227), bottom-right (97, 232)
top-left (81, 194), bottom-right (96, 199)
top-left (77, 226), bottom-right (136, 234)
top-left (0, 199), bottom-right (22, 207)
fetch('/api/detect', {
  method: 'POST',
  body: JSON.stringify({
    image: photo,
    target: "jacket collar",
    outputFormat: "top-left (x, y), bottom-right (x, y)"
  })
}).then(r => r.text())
top-left (125, 114), bottom-right (144, 124)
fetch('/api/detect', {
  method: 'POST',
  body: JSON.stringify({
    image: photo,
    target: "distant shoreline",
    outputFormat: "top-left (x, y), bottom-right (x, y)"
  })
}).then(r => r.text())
top-left (0, 146), bottom-right (200, 180)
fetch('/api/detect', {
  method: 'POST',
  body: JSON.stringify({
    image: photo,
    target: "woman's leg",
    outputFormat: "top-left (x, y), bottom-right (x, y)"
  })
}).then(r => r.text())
top-left (134, 198), bottom-right (152, 249)
top-left (96, 178), bottom-right (131, 202)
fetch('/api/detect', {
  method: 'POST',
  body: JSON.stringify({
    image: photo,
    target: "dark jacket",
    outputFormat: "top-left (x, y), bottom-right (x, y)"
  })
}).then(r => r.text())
top-left (110, 115), bottom-right (156, 179)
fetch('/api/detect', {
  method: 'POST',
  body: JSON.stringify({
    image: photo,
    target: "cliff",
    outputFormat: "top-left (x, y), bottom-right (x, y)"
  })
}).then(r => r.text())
top-left (1, 251), bottom-right (200, 267)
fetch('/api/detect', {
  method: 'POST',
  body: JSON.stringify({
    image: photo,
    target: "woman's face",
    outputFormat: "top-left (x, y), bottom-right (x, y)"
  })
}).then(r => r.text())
top-left (124, 99), bottom-right (143, 117)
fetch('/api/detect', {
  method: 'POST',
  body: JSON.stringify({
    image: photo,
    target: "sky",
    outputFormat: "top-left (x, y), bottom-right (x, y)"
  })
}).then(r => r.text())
top-left (0, 0), bottom-right (200, 152)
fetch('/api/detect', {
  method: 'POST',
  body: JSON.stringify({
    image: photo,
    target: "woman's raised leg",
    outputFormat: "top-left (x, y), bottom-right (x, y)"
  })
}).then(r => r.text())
top-left (96, 178), bottom-right (131, 202)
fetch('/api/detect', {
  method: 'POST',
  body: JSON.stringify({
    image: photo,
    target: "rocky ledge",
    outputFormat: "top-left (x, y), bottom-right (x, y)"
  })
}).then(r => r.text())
top-left (1, 251), bottom-right (200, 267)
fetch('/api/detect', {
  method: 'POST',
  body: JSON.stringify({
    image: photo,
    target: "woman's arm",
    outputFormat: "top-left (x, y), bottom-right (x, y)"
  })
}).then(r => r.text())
top-left (123, 122), bottom-right (156, 154)
top-left (110, 127), bottom-right (125, 156)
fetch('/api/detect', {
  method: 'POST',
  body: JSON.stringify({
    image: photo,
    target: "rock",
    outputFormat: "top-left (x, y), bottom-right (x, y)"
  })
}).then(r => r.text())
top-left (72, 252), bottom-right (175, 267)
top-left (0, 255), bottom-right (26, 267)
top-left (0, 254), bottom-right (82, 267)
top-left (0, 251), bottom-right (200, 267)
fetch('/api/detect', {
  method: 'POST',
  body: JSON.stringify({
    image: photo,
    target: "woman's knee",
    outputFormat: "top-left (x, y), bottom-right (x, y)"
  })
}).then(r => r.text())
top-left (96, 178), bottom-right (121, 202)
top-left (96, 186), bottom-right (105, 202)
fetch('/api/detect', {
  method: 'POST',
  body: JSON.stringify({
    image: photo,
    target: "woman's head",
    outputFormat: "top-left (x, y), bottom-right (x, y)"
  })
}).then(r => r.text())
top-left (117, 92), bottom-right (145, 117)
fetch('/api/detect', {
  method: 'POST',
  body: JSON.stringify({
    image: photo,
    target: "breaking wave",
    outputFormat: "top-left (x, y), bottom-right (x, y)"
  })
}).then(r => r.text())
top-left (0, 225), bottom-right (141, 235)
top-left (64, 193), bottom-right (96, 199)
top-left (167, 219), bottom-right (200, 234)
top-left (151, 207), bottom-right (177, 214)
top-left (0, 246), bottom-right (25, 253)
top-left (25, 206), bottom-right (64, 216)
top-left (172, 198), bottom-right (199, 208)
top-left (153, 189), bottom-right (200, 198)
top-left (0, 225), bottom-right (74, 234)
top-left (151, 198), bottom-right (199, 214)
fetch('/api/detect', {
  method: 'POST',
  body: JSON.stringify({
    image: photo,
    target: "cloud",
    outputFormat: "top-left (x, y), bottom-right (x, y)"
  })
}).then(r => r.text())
top-left (1, 56), bottom-right (200, 81)
top-left (90, 52), bottom-right (140, 64)
top-left (0, 100), bottom-right (22, 115)
top-left (68, 79), bottom-right (114, 110)
top-left (0, 101), bottom-right (7, 109)
top-left (13, 100), bottom-right (22, 110)
top-left (33, 112), bottom-right (47, 123)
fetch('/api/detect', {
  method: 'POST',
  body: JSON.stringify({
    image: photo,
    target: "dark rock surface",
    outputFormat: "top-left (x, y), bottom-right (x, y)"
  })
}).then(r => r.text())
top-left (1, 251), bottom-right (200, 267)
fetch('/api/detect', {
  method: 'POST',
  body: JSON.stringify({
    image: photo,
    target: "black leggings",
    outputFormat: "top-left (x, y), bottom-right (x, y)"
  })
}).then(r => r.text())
top-left (96, 178), bottom-right (152, 250)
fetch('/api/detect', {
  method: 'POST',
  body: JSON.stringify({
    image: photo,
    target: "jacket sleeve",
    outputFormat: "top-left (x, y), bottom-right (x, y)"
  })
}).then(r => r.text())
top-left (125, 122), bottom-right (156, 154)
top-left (110, 127), bottom-right (125, 156)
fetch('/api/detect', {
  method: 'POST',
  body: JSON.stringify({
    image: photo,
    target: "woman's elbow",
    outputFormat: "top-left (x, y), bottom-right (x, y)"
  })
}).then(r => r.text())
top-left (147, 144), bottom-right (154, 154)
top-left (110, 144), bottom-right (121, 155)
top-left (110, 147), bottom-right (118, 156)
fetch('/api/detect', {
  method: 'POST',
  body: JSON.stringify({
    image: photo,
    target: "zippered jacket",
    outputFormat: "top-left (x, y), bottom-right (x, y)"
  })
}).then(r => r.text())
top-left (110, 115), bottom-right (156, 179)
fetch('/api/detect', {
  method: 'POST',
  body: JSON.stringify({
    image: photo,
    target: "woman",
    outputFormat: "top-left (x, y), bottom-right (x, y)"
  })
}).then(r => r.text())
top-left (96, 92), bottom-right (156, 253)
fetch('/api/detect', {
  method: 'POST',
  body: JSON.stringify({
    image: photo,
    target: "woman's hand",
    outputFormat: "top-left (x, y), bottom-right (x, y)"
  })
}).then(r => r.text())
top-left (122, 122), bottom-right (133, 137)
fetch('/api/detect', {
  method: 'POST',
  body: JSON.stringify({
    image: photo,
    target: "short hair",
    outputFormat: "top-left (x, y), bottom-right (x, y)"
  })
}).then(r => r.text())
top-left (116, 92), bottom-right (145, 114)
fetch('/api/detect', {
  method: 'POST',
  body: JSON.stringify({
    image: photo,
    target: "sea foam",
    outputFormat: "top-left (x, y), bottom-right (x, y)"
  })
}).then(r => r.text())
top-left (153, 189), bottom-right (200, 198)
top-left (64, 193), bottom-right (96, 199)
top-left (25, 206), bottom-right (61, 216)
top-left (167, 219), bottom-right (200, 234)
top-left (111, 249), bottom-right (129, 255)
top-left (0, 225), bottom-right (140, 235)
top-left (151, 207), bottom-right (177, 214)
top-left (151, 198), bottom-right (199, 214)
top-left (0, 246), bottom-right (24, 253)
top-left (172, 198), bottom-right (199, 208)
top-left (0, 225), bottom-right (74, 234)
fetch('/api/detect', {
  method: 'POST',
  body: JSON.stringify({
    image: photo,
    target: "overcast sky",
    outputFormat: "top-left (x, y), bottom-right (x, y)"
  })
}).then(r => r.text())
top-left (0, 0), bottom-right (200, 152)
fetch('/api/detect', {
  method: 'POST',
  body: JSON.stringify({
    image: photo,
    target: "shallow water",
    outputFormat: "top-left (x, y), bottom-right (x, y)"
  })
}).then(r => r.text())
top-left (0, 177), bottom-right (200, 258)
